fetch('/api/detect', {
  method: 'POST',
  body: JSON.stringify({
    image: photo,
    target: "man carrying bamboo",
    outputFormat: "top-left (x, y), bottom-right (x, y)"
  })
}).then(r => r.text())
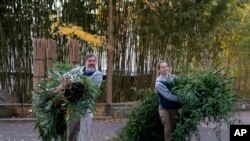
top-left (54, 53), bottom-right (103, 141)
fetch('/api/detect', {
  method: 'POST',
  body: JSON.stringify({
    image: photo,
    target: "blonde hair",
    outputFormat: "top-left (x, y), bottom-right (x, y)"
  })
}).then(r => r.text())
top-left (156, 60), bottom-right (167, 77)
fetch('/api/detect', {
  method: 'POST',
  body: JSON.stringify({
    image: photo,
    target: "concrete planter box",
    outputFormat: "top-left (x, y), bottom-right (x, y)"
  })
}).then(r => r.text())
top-left (236, 99), bottom-right (250, 111)
top-left (96, 102), bottom-right (138, 118)
top-left (1, 100), bottom-right (250, 118)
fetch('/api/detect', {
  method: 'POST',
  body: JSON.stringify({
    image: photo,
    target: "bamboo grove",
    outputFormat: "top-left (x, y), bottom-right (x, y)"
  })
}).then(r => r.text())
top-left (0, 0), bottom-right (250, 103)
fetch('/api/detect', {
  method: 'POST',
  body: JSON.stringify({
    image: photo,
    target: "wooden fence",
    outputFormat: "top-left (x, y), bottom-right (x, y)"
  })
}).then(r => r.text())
top-left (32, 38), bottom-right (81, 91)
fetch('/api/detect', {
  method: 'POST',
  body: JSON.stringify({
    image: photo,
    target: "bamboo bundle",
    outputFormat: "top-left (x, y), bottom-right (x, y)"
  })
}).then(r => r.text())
top-left (32, 62), bottom-right (100, 141)
top-left (115, 69), bottom-right (236, 141)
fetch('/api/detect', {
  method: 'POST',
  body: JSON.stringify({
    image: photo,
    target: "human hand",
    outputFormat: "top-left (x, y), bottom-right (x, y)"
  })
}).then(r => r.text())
top-left (53, 76), bottom-right (71, 93)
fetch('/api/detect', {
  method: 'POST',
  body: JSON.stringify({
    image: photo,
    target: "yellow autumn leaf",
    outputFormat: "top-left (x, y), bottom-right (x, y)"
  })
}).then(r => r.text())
top-left (51, 20), bottom-right (106, 48)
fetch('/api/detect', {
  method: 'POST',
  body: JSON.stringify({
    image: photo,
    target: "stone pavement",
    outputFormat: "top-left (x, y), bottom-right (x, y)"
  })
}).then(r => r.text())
top-left (0, 111), bottom-right (249, 141)
top-left (190, 111), bottom-right (250, 141)
top-left (0, 118), bottom-right (127, 141)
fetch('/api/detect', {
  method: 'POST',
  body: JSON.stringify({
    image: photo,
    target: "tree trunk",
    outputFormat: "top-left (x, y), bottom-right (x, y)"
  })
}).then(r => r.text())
top-left (106, 0), bottom-right (114, 105)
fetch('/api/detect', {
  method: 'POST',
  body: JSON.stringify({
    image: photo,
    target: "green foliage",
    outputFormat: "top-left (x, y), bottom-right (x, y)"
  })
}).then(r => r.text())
top-left (32, 90), bottom-right (66, 141)
top-left (114, 89), bottom-right (164, 141)
top-left (172, 68), bottom-right (237, 141)
top-left (32, 62), bottom-right (100, 141)
top-left (115, 68), bottom-right (237, 141)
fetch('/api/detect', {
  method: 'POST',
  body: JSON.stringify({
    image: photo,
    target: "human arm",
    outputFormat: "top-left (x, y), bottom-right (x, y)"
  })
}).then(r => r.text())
top-left (62, 67), bottom-right (82, 78)
top-left (155, 81), bottom-right (179, 102)
top-left (91, 72), bottom-right (103, 88)
top-left (52, 77), bottom-right (70, 93)
top-left (52, 67), bottom-right (82, 93)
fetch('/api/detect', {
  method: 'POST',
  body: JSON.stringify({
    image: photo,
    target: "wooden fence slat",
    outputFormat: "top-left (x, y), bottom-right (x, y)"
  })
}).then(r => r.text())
top-left (69, 40), bottom-right (80, 65)
top-left (46, 39), bottom-right (56, 70)
top-left (32, 39), bottom-right (81, 91)
top-left (33, 39), bottom-right (47, 91)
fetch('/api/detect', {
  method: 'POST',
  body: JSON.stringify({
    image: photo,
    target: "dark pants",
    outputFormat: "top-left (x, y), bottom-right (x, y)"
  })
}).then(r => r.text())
top-left (159, 106), bottom-right (178, 141)
top-left (67, 112), bottom-right (93, 141)
top-left (67, 118), bottom-right (80, 141)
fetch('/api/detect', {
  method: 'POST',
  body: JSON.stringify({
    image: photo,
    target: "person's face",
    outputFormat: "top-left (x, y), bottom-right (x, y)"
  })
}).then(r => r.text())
top-left (85, 56), bottom-right (96, 70)
top-left (159, 62), bottom-right (169, 75)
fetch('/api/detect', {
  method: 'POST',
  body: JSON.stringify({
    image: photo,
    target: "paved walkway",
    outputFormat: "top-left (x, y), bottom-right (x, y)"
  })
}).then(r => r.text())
top-left (0, 118), bottom-right (126, 141)
top-left (0, 111), bottom-right (249, 141)
top-left (192, 111), bottom-right (250, 141)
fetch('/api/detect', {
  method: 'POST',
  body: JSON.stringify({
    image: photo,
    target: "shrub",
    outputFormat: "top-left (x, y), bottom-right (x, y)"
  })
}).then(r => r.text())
top-left (114, 89), bottom-right (164, 141)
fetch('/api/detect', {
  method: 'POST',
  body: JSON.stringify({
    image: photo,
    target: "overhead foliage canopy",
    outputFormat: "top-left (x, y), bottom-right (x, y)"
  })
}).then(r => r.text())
top-left (0, 0), bottom-right (249, 102)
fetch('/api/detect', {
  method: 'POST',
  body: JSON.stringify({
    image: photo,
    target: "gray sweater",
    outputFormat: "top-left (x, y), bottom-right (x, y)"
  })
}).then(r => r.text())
top-left (63, 66), bottom-right (103, 87)
top-left (155, 74), bottom-right (178, 102)
top-left (63, 66), bottom-right (103, 114)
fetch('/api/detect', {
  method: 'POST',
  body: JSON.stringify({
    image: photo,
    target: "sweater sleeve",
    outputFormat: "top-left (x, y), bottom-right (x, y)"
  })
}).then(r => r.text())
top-left (155, 81), bottom-right (179, 102)
top-left (62, 67), bottom-right (82, 78)
top-left (91, 72), bottom-right (103, 88)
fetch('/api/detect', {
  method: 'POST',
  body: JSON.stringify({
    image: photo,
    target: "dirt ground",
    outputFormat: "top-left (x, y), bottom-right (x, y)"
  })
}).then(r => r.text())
top-left (0, 118), bottom-right (127, 141)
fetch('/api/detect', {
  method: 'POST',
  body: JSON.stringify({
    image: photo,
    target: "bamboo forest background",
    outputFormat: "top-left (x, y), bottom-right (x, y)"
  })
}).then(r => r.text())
top-left (0, 0), bottom-right (250, 103)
